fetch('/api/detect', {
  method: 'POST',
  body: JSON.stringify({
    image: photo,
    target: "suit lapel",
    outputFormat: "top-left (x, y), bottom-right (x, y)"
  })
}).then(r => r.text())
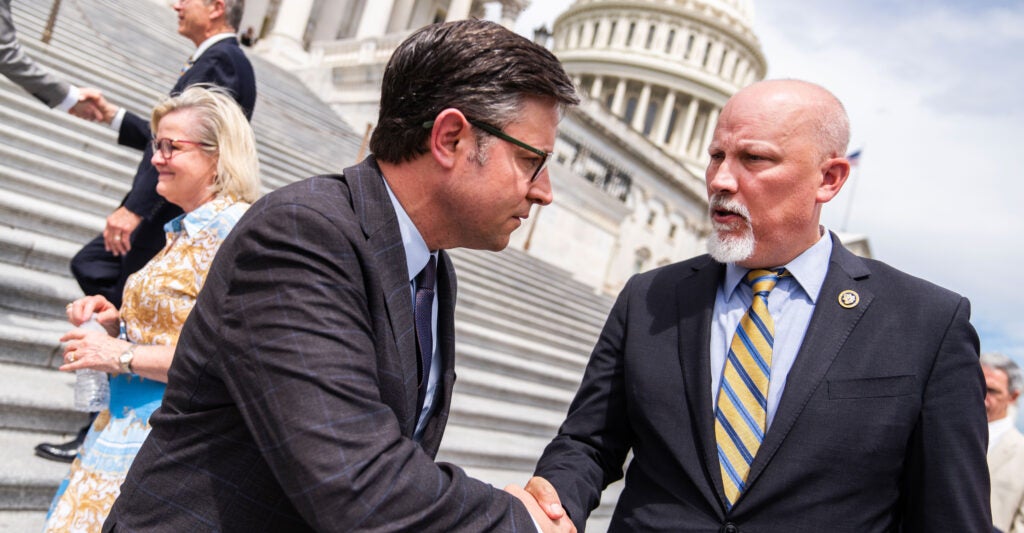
top-left (173, 37), bottom-right (237, 92)
top-left (743, 235), bottom-right (874, 492)
top-left (676, 257), bottom-right (730, 512)
top-left (344, 157), bottom-right (421, 437)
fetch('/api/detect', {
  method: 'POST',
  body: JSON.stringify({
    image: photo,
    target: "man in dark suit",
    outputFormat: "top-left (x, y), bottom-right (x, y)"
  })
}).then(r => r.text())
top-left (528, 79), bottom-right (991, 532)
top-left (70, 0), bottom-right (255, 308)
top-left (104, 19), bottom-right (579, 532)
top-left (34, 0), bottom-right (255, 463)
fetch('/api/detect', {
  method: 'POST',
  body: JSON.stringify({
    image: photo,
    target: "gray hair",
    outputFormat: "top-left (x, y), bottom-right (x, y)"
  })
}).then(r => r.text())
top-left (206, 0), bottom-right (244, 31)
top-left (981, 352), bottom-right (1023, 394)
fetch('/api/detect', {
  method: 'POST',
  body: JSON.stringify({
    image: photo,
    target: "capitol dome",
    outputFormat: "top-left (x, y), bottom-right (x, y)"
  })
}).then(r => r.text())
top-left (551, 0), bottom-right (766, 169)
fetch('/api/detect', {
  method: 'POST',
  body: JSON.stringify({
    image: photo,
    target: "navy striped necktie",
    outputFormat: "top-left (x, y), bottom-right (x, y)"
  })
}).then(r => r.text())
top-left (414, 255), bottom-right (436, 414)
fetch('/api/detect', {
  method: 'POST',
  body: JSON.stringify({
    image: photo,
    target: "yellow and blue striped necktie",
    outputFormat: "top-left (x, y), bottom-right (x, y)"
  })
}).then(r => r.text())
top-left (715, 268), bottom-right (787, 508)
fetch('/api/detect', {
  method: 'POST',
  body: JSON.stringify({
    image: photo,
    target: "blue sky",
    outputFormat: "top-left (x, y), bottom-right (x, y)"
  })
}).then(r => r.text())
top-left (514, 1), bottom-right (1024, 370)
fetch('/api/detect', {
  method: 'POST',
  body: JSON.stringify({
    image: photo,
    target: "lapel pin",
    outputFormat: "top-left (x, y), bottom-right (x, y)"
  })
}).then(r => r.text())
top-left (838, 290), bottom-right (859, 309)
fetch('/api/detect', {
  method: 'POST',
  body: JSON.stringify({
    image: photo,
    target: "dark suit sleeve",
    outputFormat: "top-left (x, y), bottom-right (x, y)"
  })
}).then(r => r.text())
top-left (210, 201), bottom-right (535, 531)
top-left (534, 278), bottom-right (637, 529)
top-left (901, 297), bottom-right (991, 531)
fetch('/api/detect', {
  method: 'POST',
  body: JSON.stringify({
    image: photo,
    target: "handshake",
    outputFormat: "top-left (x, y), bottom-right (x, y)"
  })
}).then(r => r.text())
top-left (505, 476), bottom-right (577, 533)
top-left (67, 87), bottom-right (118, 124)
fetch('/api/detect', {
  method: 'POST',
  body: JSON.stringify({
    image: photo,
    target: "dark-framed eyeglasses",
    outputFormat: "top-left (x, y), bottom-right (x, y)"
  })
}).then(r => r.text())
top-left (151, 138), bottom-right (214, 160)
top-left (422, 119), bottom-right (553, 182)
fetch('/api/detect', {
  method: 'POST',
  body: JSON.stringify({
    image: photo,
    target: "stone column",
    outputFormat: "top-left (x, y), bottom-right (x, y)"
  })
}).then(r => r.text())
top-left (675, 97), bottom-right (700, 156)
top-left (610, 78), bottom-right (627, 116)
top-left (612, 15), bottom-right (627, 47)
top-left (387, 0), bottom-right (417, 32)
top-left (692, 33), bottom-right (709, 66)
top-left (500, 1), bottom-right (525, 29)
top-left (264, 0), bottom-right (315, 45)
top-left (653, 90), bottom-right (676, 145)
top-left (631, 83), bottom-right (651, 132)
top-left (700, 108), bottom-right (720, 160)
top-left (446, 0), bottom-right (473, 22)
top-left (311, 0), bottom-right (354, 41)
top-left (356, 0), bottom-right (397, 39)
top-left (590, 76), bottom-right (604, 100)
top-left (580, 18), bottom-right (595, 47)
top-left (253, 0), bottom-right (315, 68)
top-left (595, 18), bottom-right (609, 47)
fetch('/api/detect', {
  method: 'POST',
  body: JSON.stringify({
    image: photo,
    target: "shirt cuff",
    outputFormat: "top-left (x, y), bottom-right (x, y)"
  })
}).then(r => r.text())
top-left (530, 515), bottom-right (543, 533)
top-left (55, 85), bottom-right (79, 112)
top-left (110, 107), bottom-right (126, 131)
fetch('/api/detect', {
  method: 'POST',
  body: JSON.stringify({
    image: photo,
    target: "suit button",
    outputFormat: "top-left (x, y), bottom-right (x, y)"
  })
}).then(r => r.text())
top-left (720, 524), bottom-right (739, 533)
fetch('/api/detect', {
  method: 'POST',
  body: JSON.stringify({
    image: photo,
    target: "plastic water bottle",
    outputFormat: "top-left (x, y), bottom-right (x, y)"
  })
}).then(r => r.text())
top-left (73, 314), bottom-right (110, 412)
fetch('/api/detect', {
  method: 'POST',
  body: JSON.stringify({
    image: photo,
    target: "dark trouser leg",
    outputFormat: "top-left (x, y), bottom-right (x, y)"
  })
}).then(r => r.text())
top-left (70, 235), bottom-right (123, 307)
top-left (70, 218), bottom-right (167, 308)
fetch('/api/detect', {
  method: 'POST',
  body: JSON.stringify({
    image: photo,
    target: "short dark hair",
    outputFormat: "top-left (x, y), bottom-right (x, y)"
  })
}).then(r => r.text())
top-left (370, 19), bottom-right (579, 164)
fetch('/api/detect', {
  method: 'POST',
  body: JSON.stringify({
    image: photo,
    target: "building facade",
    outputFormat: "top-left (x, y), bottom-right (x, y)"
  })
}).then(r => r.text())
top-left (240, 0), bottom-right (867, 293)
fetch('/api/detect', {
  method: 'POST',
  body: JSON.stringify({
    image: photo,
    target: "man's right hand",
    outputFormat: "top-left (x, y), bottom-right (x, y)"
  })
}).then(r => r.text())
top-left (104, 206), bottom-right (142, 256)
top-left (505, 481), bottom-right (576, 533)
top-left (76, 87), bottom-right (119, 124)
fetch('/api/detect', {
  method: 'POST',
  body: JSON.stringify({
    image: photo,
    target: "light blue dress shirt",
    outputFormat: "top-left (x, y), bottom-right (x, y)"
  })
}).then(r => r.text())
top-left (383, 179), bottom-right (440, 443)
top-left (710, 229), bottom-right (833, 430)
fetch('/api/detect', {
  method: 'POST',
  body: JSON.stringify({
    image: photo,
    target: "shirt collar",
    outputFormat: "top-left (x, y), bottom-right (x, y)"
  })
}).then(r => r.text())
top-left (381, 177), bottom-right (432, 283)
top-left (192, 32), bottom-right (236, 60)
top-left (164, 195), bottom-right (233, 238)
top-left (723, 226), bottom-right (833, 303)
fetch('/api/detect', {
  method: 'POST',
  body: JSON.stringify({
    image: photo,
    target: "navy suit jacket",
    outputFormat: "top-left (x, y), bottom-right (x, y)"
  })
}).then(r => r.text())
top-left (104, 158), bottom-right (537, 532)
top-left (535, 233), bottom-right (991, 532)
top-left (119, 36), bottom-right (255, 223)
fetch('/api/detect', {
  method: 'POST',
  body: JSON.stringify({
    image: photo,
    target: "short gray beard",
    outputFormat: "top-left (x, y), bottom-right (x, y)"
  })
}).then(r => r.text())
top-left (707, 195), bottom-right (755, 263)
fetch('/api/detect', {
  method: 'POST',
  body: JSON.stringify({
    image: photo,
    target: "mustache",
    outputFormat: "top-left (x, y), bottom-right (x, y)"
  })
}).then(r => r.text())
top-left (708, 194), bottom-right (751, 221)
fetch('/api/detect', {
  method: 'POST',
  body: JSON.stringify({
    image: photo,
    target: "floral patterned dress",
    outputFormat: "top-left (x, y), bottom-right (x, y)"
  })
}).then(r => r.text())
top-left (43, 196), bottom-right (249, 532)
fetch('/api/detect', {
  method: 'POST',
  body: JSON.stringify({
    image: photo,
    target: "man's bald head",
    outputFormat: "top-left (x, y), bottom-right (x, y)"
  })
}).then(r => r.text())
top-left (725, 79), bottom-right (850, 161)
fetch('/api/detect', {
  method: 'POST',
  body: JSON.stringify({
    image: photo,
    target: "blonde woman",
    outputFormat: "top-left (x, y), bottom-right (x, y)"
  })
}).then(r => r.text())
top-left (44, 85), bottom-right (261, 531)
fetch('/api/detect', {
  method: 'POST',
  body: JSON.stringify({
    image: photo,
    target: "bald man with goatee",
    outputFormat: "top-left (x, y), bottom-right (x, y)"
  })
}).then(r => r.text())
top-left (528, 79), bottom-right (991, 532)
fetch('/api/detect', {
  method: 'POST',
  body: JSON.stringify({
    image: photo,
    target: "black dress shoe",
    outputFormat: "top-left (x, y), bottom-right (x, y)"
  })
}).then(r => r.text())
top-left (34, 435), bottom-right (85, 463)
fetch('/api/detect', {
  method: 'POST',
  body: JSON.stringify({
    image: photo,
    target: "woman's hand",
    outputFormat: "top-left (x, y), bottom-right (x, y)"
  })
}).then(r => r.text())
top-left (59, 328), bottom-right (129, 375)
top-left (66, 295), bottom-right (120, 337)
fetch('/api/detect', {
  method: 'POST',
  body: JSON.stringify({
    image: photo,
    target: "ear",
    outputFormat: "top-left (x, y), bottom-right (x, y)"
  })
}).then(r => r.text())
top-left (208, 0), bottom-right (226, 21)
top-left (815, 156), bottom-right (851, 204)
top-left (428, 108), bottom-right (473, 172)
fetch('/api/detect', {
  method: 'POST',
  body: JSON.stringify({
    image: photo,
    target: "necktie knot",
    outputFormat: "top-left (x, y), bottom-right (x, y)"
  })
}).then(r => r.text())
top-left (416, 255), bottom-right (436, 289)
top-left (744, 268), bottom-right (787, 297)
top-left (179, 57), bottom-right (195, 77)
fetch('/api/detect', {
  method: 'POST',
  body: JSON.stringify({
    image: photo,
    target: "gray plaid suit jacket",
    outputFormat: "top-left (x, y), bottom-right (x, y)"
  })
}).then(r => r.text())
top-left (104, 158), bottom-right (536, 532)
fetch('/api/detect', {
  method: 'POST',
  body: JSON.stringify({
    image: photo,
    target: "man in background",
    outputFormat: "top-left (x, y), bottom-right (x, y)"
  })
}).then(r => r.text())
top-left (983, 352), bottom-right (1024, 533)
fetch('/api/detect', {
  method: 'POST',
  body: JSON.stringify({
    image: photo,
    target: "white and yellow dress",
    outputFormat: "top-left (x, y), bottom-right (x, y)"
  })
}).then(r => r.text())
top-left (43, 195), bottom-right (248, 532)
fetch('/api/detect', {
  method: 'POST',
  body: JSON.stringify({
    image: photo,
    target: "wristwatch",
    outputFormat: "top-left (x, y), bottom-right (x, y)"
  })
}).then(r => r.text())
top-left (119, 345), bottom-right (136, 374)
